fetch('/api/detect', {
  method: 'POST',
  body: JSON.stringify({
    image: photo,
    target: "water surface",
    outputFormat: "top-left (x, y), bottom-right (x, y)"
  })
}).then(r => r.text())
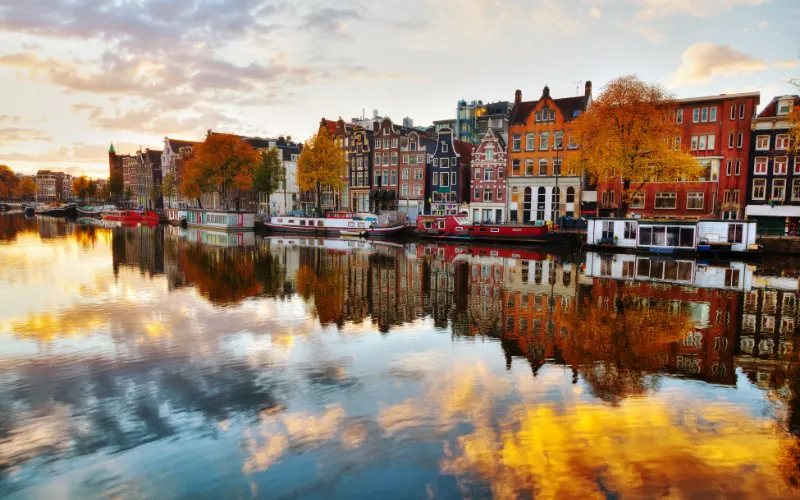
top-left (1, 213), bottom-right (800, 499)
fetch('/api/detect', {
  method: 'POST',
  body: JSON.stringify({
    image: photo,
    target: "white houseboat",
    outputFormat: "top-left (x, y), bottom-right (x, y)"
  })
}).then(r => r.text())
top-left (165, 208), bottom-right (188, 226)
top-left (185, 209), bottom-right (255, 232)
top-left (265, 212), bottom-right (405, 237)
top-left (587, 218), bottom-right (759, 254)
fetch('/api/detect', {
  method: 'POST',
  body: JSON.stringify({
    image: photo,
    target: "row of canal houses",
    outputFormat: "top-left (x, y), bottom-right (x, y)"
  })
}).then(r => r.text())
top-left (313, 83), bottom-right (798, 233)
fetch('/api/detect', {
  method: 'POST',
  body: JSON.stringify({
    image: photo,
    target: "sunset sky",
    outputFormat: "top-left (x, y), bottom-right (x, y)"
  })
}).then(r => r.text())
top-left (0, 0), bottom-right (797, 179)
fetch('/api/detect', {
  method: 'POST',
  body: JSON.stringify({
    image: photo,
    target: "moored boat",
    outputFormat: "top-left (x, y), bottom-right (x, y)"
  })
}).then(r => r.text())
top-left (185, 209), bottom-right (255, 232)
top-left (165, 208), bottom-right (188, 226)
top-left (416, 215), bottom-right (554, 243)
top-left (77, 204), bottom-right (116, 217)
top-left (35, 203), bottom-right (78, 218)
top-left (101, 209), bottom-right (160, 223)
top-left (266, 212), bottom-right (389, 235)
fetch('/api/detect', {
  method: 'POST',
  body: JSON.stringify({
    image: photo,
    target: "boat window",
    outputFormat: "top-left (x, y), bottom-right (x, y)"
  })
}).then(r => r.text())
top-left (728, 224), bottom-right (744, 243)
top-left (300, 220), bottom-right (306, 226)
top-left (288, 220), bottom-right (294, 224)
top-left (349, 222), bottom-right (355, 227)
top-left (652, 227), bottom-right (667, 246)
top-left (491, 228), bottom-right (500, 233)
top-left (479, 228), bottom-right (487, 232)
top-left (456, 227), bottom-right (464, 231)
top-left (468, 227), bottom-right (474, 231)
top-left (667, 227), bottom-right (679, 247)
top-left (437, 220), bottom-right (446, 230)
top-left (638, 227), bottom-right (653, 246)
top-left (318, 220), bottom-right (324, 227)
top-left (680, 228), bottom-right (695, 248)
top-left (513, 228), bottom-right (522, 232)
top-left (358, 223), bottom-right (365, 228)
top-left (424, 221), bottom-right (432, 229)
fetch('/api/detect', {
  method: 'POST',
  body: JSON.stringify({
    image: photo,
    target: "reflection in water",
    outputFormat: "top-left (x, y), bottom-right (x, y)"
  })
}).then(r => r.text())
top-left (3, 212), bottom-right (800, 498)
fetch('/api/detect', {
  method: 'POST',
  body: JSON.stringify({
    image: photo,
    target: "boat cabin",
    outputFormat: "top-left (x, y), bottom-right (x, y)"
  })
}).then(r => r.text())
top-left (587, 218), bottom-right (758, 253)
top-left (186, 209), bottom-right (255, 232)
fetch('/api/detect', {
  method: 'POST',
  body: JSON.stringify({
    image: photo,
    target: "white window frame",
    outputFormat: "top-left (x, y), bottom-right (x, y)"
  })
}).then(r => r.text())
top-left (755, 135), bottom-right (770, 150)
top-left (707, 135), bottom-right (715, 151)
top-left (773, 178), bottom-right (786, 201)
top-left (776, 134), bottom-right (790, 150)
top-left (775, 156), bottom-right (789, 175)
top-left (686, 192), bottom-right (704, 210)
top-left (792, 179), bottom-right (800, 200)
top-left (539, 132), bottom-right (549, 151)
top-left (442, 142), bottom-right (449, 153)
top-left (739, 103), bottom-right (745, 119)
top-left (730, 104), bottom-right (736, 120)
top-left (512, 134), bottom-right (521, 152)
top-left (709, 107), bottom-right (717, 122)
top-left (676, 109), bottom-right (683, 124)
top-left (525, 133), bottom-right (534, 151)
top-left (737, 133), bottom-right (743, 149)
top-left (701, 107), bottom-right (708, 122)
top-left (752, 178), bottom-right (766, 200)
top-left (692, 108), bottom-right (699, 123)
top-left (728, 133), bottom-right (734, 149)
top-left (754, 157), bottom-right (768, 175)
top-left (654, 192), bottom-right (677, 209)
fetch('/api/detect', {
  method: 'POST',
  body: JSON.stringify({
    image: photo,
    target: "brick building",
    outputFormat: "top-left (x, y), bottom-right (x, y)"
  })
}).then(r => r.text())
top-left (372, 117), bottom-right (410, 212)
top-left (744, 95), bottom-right (799, 235)
top-left (398, 130), bottom-right (434, 221)
top-left (507, 83), bottom-right (592, 223)
top-left (427, 127), bottom-right (472, 216)
top-left (596, 91), bottom-right (760, 219)
top-left (469, 128), bottom-right (507, 223)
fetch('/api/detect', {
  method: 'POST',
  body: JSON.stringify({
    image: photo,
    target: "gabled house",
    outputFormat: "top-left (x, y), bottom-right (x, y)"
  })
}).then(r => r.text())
top-left (469, 128), bottom-right (507, 223)
top-left (373, 117), bottom-right (414, 215)
top-left (161, 137), bottom-right (200, 208)
top-left (427, 128), bottom-right (472, 216)
top-left (745, 95), bottom-right (800, 234)
top-left (399, 130), bottom-right (435, 222)
top-left (507, 83), bottom-right (591, 224)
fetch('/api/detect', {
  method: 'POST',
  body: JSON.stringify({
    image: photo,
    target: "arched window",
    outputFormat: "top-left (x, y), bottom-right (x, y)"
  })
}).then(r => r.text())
top-left (523, 187), bottom-right (533, 223)
top-left (551, 187), bottom-right (561, 221)
top-left (566, 186), bottom-right (575, 203)
top-left (537, 187), bottom-right (546, 221)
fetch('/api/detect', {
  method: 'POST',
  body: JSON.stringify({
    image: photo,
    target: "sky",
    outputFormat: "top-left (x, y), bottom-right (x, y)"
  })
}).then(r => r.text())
top-left (0, 0), bottom-right (797, 179)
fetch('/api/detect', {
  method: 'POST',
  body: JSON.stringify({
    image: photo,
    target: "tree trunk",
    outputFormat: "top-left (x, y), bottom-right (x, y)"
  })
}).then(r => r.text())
top-left (617, 179), bottom-right (631, 218)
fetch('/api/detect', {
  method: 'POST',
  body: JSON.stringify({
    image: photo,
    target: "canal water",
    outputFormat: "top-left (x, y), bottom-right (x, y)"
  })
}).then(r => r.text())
top-left (2, 212), bottom-right (800, 499)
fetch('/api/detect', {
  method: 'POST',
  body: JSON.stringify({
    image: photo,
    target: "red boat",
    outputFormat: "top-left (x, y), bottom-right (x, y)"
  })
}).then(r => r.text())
top-left (416, 215), bottom-right (551, 242)
top-left (101, 209), bottom-right (160, 223)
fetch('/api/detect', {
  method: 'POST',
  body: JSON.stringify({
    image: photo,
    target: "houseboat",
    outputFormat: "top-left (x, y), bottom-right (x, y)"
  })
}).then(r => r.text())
top-left (36, 203), bottom-right (78, 218)
top-left (416, 215), bottom-right (566, 244)
top-left (101, 209), bottom-right (160, 223)
top-left (165, 208), bottom-right (188, 226)
top-left (266, 212), bottom-right (405, 237)
top-left (185, 209), bottom-right (255, 232)
top-left (77, 205), bottom-right (116, 217)
top-left (586, 218), bottom-right (760, 254)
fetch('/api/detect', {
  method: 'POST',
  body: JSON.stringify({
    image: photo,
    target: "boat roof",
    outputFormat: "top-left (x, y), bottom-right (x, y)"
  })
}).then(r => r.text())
top-left (587, 217), bottom-right (752, 224)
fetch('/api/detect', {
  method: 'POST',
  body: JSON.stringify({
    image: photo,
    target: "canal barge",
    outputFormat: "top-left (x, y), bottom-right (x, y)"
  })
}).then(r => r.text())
top-left (101, 209), bottom-right (160, 223)
top-left (266, 212), bottom-right (405, 237)
top-left (415, 215), bottom-right (570, 244)
top-left (586, 218), bottom-right (760, 254)
top-left (185, 209), bottom-right (255, 232)
top-left (35, 203), bottom-right (78, 218)
top-left (165, 208), bottom-right (188, 226)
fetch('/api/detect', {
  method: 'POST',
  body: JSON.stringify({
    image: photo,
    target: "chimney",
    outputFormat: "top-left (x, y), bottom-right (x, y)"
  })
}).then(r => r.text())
top-left (585, 81), bottom-right (592, 98)
top-left (543, 85), bottom-right (550, 98)
top-left (514, 89), bottom-right (522, 106)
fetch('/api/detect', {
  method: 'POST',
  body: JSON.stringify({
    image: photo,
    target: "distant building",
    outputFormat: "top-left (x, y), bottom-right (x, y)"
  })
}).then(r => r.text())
top-left (399, 130), bottom-right (435, 221)
top-left (427, 127), bottom-right (472, 215)
top-left (744, 95), bottom-right (800, 235)
top-left (35, 170), bottom-right (57, 200)
top-left (469, 128), bottom-right (507, 223)
top-left (319, 117), bottom-right (354, 212)
top-left (56, 172), bottom-right (72, 200)
top-left (244, 136), bottom-right (302, 215)
top-left (161, 137), bottom-right (200, 208)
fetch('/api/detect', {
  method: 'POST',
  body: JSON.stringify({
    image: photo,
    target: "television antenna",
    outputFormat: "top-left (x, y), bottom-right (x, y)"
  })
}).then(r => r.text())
top-left (571, 80), bottom-right (584, 96)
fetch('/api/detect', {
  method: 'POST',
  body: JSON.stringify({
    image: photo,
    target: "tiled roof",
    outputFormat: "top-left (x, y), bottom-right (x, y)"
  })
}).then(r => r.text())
top-left (757, 95), bottom-right (799, 119)
top-left (146, 150), bottom-right (162, 164)
top-left (554, 96), bottom-right (587, 122)
top-left (510, 100), bottom-right (538, 125)
top-left (168, 138), bottom-right (199, 151)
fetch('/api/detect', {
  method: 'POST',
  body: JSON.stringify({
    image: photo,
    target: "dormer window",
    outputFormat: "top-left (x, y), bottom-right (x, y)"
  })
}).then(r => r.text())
top-left (410, 142), bottom-right (417, 151)
top-left (442, 142), bottom-right (449, 153)
top-left (778, 100), bottom-right (792, 115)
top-left (383, 128), bottom-right (389, 135)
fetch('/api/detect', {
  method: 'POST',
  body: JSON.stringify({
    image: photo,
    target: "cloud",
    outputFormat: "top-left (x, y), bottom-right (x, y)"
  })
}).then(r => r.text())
top-left (632, 0), bottom-right (770, 21)
top-left (0, 127), bottom-right (52, 143)
top-left (301, 7), bottom-right (361, 35)
top-left (669, 42), bottom-right (767, 87)
top-left (531, 0), bottom-right (583, 35)
top-left (758, 20), bottom-right (769, 27)
top-left (772, 60), bottom-right (799, 69)
top-left (589, 7), bottom-right (603, 18)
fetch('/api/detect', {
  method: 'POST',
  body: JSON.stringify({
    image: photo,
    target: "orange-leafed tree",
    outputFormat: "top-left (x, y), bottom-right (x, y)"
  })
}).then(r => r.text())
top-left (297, 132), bottom-right (347, 217)
top-left (72, 175), bottom-right (92, 201)
top-left (181, 134), bottom-right (259, 210)
top-left (568, 75), bottom-right (702, 217)
top-left (0, 165), bottom-right (19, 199)
top-left (789, 76), bottom-right (800, 155)
top-left (16, 176), bottom-right (36, 199)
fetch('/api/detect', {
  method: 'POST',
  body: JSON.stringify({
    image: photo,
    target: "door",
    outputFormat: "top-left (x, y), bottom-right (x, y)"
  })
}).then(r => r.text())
top-left (523, 187), bottom-right (532, 223)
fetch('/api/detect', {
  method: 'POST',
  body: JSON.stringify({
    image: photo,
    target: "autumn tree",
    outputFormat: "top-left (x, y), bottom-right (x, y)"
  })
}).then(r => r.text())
top-left (72, 175), bottom-right (92, 201)
top-left (162, 171), bottom-right (177, 208)
top-left (181, 134), bottom-right (259, 211)
top-left (568, 75), bottom-right (702, 216)
top-left (790, 76), bottom-right (800, 155)
top-left (149, 183), bottom-right (162, 209)
top-left (17, 177), bottom-right (36, 199)
top-left (0, 165), bottom-right (20, 199)
top-left (253, 146), bottom-right (285, 214)
top-left (109, 170), bottom-right (124, 200)
top-left (95, 181), bottom-right (109, 202)
top-left (124, 186), bottom-right (133, 201)
top-left (297, 132), bottom-right (346, 217)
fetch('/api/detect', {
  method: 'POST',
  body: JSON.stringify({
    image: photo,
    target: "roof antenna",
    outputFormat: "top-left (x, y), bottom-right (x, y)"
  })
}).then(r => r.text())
top-left (572, 80), bottom-right (584, 97)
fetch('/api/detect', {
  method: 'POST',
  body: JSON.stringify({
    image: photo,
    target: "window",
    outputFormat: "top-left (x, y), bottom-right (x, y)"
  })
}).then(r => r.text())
top-left (414, 168), bottom-right (422, 180)
top-left (391, 152), bottom-right (398, 165)
top-left (474, 188), bottom-right (480, 200)
top-left (773, 179), bottom-right (786, 200)
top-left (512, 159), bottom-right (520, 176)
top-left (442, 142), bottom-right (448, 153)
top-left (756, 135), bottom-right (770, 150)
top-left (692, 108), bottom-right (700, 123)
top-left (735, 160), bottom-right (741, 176)
top-left (699, 136), bottom-right (707, 150)
top-left (525, 133), bottom-right (534, 151)
top-left (554, 131), bottom-right (564, 149)
top-left (602, 190), bottom-right (615, 206)
top-left (739, 103), bottom-right (745, 119)
top-left (417, 154), bottom-right (423, 164)
top-left (538, 158), bottom-right (548, 176)
top-left (432, 172), bottom-right (438, 186)
top-left (687, 192), bottom-right (704, 209)
top-left (755, 157), bottom-right (768, 174)
top-left (486, 148), bottom-right (494, 161)
top-left (402, 168), bottom-right (409, 180)
top-left (568, 135), bottom-right (578, 149)
top-left (707, 135), bottom-right (715, 150)
top-left (441, 158), bottom-right (449, 168)
top-left (401, 184), bottom-right (409, 197)
top-left (775, 157), bottom-right (788, 175)
top-left (630, 193), bottom-right (645, 209)
top-left (432, 158), bottom-right (438, 167)
top-left (390, 170), bottom-right (397, 185)
top-left (793, 179), bottom-right (800, 200)
top-left (730, 104), bottom-right (736, 120)
top-left (374, 171), bottom-right (381, 186)
top-left (383, 127), bottom-right (389, 135)
top-left (382, 152), bottom-right (389, 166)
top-left (374, 153), bottom-right (380, 165)
top-left (601, 221), bottom-right (614, 240)
top-left (374, 140), bottom-right (380, 150)
top-left (778, 100), bottom-right (792, 115)
top-left (383, 170), bottom-right (389, 186)
top-left (441, 172), bottom-right (450, 186)
top-left (796, 159), bottom-right (800, 174)
top-left (383, 139), bottom-right (389, 148)
top-left (498, 167), bottom-right (504, 179)
top-left (737, 133), bottom-right (743, 149)
top-left (484, 168), bottom-right (494, 181)
top-left (701, 107), bottom-right (708, 122)
top-left (497, 188), bottom-right (503, 200)
top-left (483, 189), bottom-right (493, 202)
top-left (512, 134), bottom-right (521, 151)
top-left (728, 133), bottom-right (734, 149)
top-left (539, 132), bottom-right (549, 150)
top-left (410, 142), bottom-right (417, 151)
top-left (451, 174), bottom-right (456, 186)
top-left (474, 168), bottom-right (481, 180)
top-left (726, 160), bottom-right (732, 176)
top-left (624, 221), bottom-right (637, 239)
top-left (525, 159), bottom-right (534, 176)
top-left (511, 187), bottom-right (519, 202)
top-left (391, 137), bottom-right (398, 148)
top-left (553, 158), bottom-right (562, 176)
top-left (654, 192), bottom-right (677, 209)
top-left (676, 109), bottom-right (683, 123)
top-left (776, 135), bottom-right (790, 150)
top-left (709, 107), bottom-right (717, 122)
top-left (752, 178), bottom-right (767, 199)
top-left (415, 184), bottom-right (423, 196)
top-left (728, 224), bottom-right (744, 244)
top-left (691, 136), bottom-right (698, 150)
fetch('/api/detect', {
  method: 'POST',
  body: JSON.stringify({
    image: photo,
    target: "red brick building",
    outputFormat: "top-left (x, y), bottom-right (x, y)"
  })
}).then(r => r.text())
top-left (597, 91), bottom-right (760, 219)
top-left (469, 128), bottom-right (507, 223)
